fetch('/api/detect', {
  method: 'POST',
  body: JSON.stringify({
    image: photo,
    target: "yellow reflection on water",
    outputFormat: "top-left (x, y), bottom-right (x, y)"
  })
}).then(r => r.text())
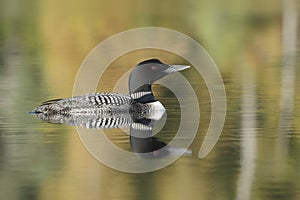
top-left (1, 0), bottom-right (299, 199)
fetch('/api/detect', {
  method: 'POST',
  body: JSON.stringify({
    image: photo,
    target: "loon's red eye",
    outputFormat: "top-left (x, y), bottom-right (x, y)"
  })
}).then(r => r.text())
top-left (151, 66), bottom-right (158, 70)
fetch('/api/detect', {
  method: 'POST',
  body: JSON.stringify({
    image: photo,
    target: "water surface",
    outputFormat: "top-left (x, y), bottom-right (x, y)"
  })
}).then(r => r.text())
top-left (0, 0), bottom-right (300, 200)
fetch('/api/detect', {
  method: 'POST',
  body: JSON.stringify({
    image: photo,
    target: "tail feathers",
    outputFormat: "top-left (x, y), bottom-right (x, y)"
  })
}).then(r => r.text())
top-left (40, 99), bottom-right (63, 106)
top-left (31, 99), bottom-right (66, 115)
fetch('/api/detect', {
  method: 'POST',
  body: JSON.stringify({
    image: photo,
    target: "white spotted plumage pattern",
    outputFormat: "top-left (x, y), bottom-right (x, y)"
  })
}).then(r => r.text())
top-left (85, 93), bottom-right (131, 106)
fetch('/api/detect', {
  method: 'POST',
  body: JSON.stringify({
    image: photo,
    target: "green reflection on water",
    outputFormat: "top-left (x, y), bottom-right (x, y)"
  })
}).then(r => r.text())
top-left (0, 0), bottom-right (299, 200)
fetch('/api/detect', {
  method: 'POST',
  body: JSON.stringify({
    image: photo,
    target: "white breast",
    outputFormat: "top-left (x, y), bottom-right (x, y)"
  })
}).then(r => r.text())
top-left (146, 101), bottom-right (166, 120)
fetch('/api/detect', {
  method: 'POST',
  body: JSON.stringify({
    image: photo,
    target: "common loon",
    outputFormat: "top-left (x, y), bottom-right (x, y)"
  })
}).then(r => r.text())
top-left (32, 59), bottom-right (191, 158)
top-left (32, 59), bottom-right (190, 120)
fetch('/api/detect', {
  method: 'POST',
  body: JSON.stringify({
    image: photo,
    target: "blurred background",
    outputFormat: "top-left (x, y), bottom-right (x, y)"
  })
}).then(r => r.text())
top-left (0, 0), bottom-right (299, 199)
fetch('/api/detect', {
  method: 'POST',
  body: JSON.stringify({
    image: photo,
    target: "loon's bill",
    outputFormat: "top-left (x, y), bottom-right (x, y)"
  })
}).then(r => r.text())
top-left (165, 65), bottom-right (190, 73)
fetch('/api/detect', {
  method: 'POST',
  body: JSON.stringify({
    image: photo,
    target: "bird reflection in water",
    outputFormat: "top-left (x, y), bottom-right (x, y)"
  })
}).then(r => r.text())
top-left (33, 109), bottom-right (192, 159)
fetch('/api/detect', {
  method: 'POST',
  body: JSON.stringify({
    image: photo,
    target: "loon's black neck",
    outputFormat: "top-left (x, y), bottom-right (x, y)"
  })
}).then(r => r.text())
top-left (130, 84), bottom-right (157, 103)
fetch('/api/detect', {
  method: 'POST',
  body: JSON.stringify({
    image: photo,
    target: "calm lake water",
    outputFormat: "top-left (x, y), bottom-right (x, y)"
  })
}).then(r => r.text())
top-left (0, 0), bottom-right (300, 200)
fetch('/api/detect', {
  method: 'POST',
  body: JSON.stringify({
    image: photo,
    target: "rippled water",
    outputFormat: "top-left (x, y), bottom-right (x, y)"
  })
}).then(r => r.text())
top-left (1, 0), bottom-right (300, 200)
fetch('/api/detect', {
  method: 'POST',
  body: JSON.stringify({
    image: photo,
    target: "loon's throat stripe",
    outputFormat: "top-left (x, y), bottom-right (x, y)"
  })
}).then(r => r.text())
top-left (130, 91), bottom-right (152, 99)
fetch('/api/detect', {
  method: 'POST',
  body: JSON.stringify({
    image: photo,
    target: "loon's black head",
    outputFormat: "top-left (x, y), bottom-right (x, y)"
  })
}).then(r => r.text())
top-left (128, 59), bottom-right (190, 103)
